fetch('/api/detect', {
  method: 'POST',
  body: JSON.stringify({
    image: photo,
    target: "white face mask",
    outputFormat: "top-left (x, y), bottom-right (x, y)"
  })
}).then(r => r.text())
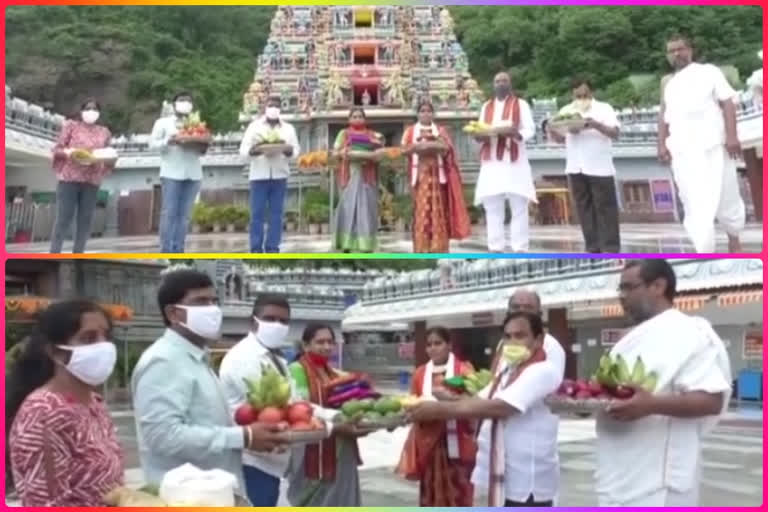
top-left (255, 318), bottom-right (290, 349)
top-left (81, 110), bottom-right (100, 124)
top-left (175, 101), bottom-right (193, 115)
top-left (177, 305), bottom-right (223, 340)
top-left (56, 341), bottom-right (117, 386)
top-left (265, 106), bottom-right (281, 120)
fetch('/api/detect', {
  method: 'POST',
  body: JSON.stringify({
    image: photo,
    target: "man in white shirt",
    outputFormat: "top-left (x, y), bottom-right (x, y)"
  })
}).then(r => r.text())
top-left (149, 92), bottom-right (208, 253)
top-left (408, 311), bottom-right (562, 507)
top-left (596, 259), bottom-right (732, 506)
top-left (474, 72), bottom-right (537, 252)
top-left (239, 96), bottom-right (301, 253)
top-left (548, 77), bottom-right (621, 253)
top-left (507, 288), bottom-right (566, 378)
top-left (219, 294), bottom-right (336, 506)
top-left (659, 34), bottom-right (745, 253)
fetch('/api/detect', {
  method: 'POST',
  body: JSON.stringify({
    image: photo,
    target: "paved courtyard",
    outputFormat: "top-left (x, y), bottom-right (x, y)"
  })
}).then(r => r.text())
top-left (6, 223), bottom-right (763, 254)
top-left (8, 409), bottom-right (760, 507)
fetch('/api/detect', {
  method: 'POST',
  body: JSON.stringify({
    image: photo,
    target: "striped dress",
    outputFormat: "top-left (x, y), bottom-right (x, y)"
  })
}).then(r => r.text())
top-left (9, 388), bottom-right (124, 507)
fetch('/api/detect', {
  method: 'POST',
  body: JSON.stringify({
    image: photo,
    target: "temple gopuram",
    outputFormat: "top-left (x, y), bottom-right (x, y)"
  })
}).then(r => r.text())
top-left (239, 6), bottom-right (483, 153)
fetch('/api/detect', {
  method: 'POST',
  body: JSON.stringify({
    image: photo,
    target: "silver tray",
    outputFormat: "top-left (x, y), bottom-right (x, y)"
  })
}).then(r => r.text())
top-left (544, 395), bottom-right (610, 414)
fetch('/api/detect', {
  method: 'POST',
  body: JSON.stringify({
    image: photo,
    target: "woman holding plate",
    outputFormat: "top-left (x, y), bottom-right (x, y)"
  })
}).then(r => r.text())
top-left (332, 108), bottom-right (384, 253)
top-left (402, 101), bottom-right (471, 253)
top-left (50, 99), bottom-right (118, 253)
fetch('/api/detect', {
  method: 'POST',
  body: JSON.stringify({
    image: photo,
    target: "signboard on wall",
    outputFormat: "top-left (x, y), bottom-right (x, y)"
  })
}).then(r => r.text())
top-left (743, 331), bottom-right (763, 359)
top-left (651, 180), bottom-right (675, 213)
top-left (601, 328), bottom-right (628, 347)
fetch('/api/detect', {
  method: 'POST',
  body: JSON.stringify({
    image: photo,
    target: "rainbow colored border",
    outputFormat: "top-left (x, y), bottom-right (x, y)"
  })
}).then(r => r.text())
top-left (1, 0), bottom-right (766, 510)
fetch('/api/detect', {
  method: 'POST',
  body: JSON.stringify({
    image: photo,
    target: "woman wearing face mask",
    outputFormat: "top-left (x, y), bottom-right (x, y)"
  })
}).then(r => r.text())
top-left (332, 108), bottom-right (385, 253)
top-left (286, 323), bottom-right (371, 506)
top-left (6, 300), bottom-right (124, 506)
top-left (396, 327), bottom-right (476, 506)
top-left (50, 99), bottom-right (117, 253)
top-left (402, 102), bottom-right (471, 253)
top-left (407, 312), bottom-right (562, 507)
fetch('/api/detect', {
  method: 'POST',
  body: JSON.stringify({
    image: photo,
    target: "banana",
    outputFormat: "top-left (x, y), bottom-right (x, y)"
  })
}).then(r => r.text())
top-left (614, 355), bottom-right (631, 383)
top-left (641, 372), bottom-right (659, 393)
top-left (631, 357), bottom-right (646, 386)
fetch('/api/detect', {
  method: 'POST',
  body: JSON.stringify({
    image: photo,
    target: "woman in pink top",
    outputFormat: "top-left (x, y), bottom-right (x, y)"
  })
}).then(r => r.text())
top-left (50, 99), bottom-right (116, 253)
top-left (6, 299), bottom-right (124, 506)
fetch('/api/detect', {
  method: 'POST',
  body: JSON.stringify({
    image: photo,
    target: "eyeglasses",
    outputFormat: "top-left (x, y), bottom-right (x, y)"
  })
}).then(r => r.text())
top-left (617, 282), bottom-right (645, 293)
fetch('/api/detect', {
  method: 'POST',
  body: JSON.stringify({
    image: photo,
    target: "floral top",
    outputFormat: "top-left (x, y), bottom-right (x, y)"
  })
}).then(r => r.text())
top-left (10, 388), bottom-right (124, 507)
top-left (52, 120), bottom-right (114, 185)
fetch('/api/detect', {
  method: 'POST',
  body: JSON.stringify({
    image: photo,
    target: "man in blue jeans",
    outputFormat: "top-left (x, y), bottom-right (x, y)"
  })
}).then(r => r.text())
top-left (150, 92), bottom-right (208, 253)
top-left (240, 96), bottom-right (301, 253)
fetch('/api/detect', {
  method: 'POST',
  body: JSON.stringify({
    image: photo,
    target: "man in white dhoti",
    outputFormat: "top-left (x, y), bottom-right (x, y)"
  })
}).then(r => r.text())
top-left (596, 259), bottom-right (732, 507)
top-left (474, 72), bottom-right (537, 252)
top-left (659, 35), bottom-right (745, 253)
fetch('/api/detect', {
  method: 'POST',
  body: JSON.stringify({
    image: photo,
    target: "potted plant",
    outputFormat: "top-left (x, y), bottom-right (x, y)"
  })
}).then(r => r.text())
top-left (190, 203), bottom-right (211, 233)
top-left (234, 206), bottom-right (250, 232)
top-left (393, 196), bottom-right (412, 232)
top-left (285, 211), bottom-right (298, 233)
top-left (210, 206), bottom-right (226, 233)
top-left (306, 204), bottom-right (323, 235)
top-left (316, 203), bottom-right (331, 234)
top-left (464, 188), bottom-right (482, 225)
top-left (221, 205), bottom-right (239, 233)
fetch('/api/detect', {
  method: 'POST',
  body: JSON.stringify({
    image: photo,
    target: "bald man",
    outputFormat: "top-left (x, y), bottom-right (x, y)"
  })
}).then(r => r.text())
top-left (503, 290), bottom-right (566, 377)
top-left (474, 72), bottom-right (537, 253)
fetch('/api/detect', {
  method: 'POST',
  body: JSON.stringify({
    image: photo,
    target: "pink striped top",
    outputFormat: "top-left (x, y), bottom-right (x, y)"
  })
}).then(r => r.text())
top-left (52, 120), bottom-right (114, 185)
top-left (10, 388), bottom-right (124, 507)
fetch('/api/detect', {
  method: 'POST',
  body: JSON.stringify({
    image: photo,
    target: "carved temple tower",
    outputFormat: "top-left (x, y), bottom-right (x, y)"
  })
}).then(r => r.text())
top-left (239, 6), bottom-right (484, 157)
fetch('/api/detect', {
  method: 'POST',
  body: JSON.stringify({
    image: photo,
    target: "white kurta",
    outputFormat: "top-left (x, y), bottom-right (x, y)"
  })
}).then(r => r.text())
top-left (595, 309), bottom-right (732, 506)
top-left (663, 63), bottom-right (746, 253)
top-left (474, 97), bottom-right (537, 205)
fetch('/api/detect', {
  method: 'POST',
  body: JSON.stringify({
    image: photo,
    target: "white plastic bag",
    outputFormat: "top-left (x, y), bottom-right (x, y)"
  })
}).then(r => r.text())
top-left (159, 464), bottom-right (238, 507)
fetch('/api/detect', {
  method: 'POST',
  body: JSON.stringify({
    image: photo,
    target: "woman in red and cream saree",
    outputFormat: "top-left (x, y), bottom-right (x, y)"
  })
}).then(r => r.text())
top-left (396, 327), bottom-right (476, 506)
top-left (402, 102), bottom-right (471, 253)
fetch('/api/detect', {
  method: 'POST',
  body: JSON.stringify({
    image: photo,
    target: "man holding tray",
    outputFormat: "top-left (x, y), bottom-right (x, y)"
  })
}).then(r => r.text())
top-left (595, 259), bottom-right (731, 506)
top-left (240, 96), bottom-right (301, 253)
top-left (473, 72), bottom-right (537, 253)
top-left (547, 77), bottom-right (621, 253)
top-left (150, 92), bottom-right (210, 253)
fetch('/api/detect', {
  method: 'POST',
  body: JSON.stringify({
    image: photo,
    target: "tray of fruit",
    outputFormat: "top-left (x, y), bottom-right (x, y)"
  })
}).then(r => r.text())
top-left (176, 112), bottom-right (212, 143)
top-left (442, 369), bottom-right (493, 395)
top-left (462, 121), bottom-right (494, 136)
top-left (297, 150), bottom-right (330, 170)
top-left (338, 396), bottom-right (408, 429)
top-left (234, 365), bottom-right (328, 444)
top-left (548, 113), bottom-right (586, 132)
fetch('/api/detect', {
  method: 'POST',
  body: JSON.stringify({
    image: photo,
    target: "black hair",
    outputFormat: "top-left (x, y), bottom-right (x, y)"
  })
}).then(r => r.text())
top-left (425, 326), bottom-right (451, 344)
top-left (80, 98), bottom-right (102, 111)
top-left (666, 33), bottom-right (693, 49)
top-left (508, 290), bottom-right (542, 312)
top-left (301, 322), bottom-right (335, 345)
top-left (173, 91), bottom-right (193, 102)
top-left (417, 101), bottom-right (435, 114)
top-left (266, 95), bottom-right (281, 105)
top-left (252, 293), bottom-right (291, 318)
top-left (502, 311), bottom-right (544, 338)
top-left (624, 259), bottom-right (677, 301)
top-left (157, 269), bottom-right (214, 326)
top-left (5, 299), bottom-right (112, 436)
top-left (570, 75), bottom-right (594, 91)
top-left (348, 107), bottom-right (366, 119)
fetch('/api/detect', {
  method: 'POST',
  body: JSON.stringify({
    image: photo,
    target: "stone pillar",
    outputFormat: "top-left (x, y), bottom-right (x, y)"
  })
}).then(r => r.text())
top-left (413, 320), bottom-right (428, 367)
top-left (547, 307), bottom-right (576, 380)
top-left (743, 148), bottom-right (763, 221)
top-left (104, 191), bottom-right (120, 238)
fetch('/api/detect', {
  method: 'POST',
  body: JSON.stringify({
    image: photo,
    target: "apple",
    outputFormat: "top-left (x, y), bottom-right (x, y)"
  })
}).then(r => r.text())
top-left (287, 402), bottom-right (314, 425)
top-left (611, 386), bottom-right (635, 399)
top-left (588, 380), bottom-right (604, 397)
top-left (558, 379), bottom-right (576, 397)
top-left (291, 421), bottom-right (314, 431)
top-left (575, 390), bottom-right (593, 400)
top-left (257, 406), bottom-right (287, 424)
top-left (234, 404), bottom-right (259, 426)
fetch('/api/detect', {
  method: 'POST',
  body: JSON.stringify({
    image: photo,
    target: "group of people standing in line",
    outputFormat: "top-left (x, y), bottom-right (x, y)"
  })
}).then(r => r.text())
top-left (7, 259), bottom-right (732, 507)
top-left (48, 34), bottom-right (745, 255)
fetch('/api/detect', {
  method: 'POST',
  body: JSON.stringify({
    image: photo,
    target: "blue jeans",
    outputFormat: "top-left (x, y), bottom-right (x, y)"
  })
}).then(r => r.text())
top-left (159, 178), bottom-right (201, 253)
top-left (50, 181), bottom-right (100, 253)
top-left (249, 179), bottom-right (287, 253)
top-left (242, 465), bottom-right (280, 506)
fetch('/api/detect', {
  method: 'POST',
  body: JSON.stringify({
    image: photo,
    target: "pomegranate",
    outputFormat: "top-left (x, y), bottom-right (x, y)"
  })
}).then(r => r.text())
top-left (611, 386), bottom-right (635, 399)
top-left (291, 421), bottom-right (314, 431)
top-left (257, 406), bottom-right (287, 424)
top-left (234, 404), bottom-right (259, 426)
top-left (575, 380), bottom-right (591, 393)
top-left (287, 402), bottom-right (314, 425)
top-left (575, 390), bottom-right (593, 400)
top-left (559, 379), bottom-right (576, 397)
top-left (588, 380), bottom-right (604, 397)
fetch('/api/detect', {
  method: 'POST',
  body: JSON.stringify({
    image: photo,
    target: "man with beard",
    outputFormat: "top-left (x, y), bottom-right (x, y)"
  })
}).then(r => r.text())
top-left (595, 259), bottom-right (732, 506)
top-left (659, 35), bottom-right (745, 253)
top-left (473, 72), bottom-right (537, 252)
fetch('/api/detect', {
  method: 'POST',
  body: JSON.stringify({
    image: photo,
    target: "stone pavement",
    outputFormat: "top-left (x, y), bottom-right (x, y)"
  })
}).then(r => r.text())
top-left (8, 410), bottom-right (760, 507)
top-left (6, 223), bottom-right (763, 254)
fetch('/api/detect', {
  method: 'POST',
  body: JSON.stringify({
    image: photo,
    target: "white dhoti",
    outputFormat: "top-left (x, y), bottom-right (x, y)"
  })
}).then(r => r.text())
top-left (670, 144), bottom-right (745, 253)
top-left (482, 194), bottom-right (530, 252)
top-left (598, 485), bottom-right (699, 507)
